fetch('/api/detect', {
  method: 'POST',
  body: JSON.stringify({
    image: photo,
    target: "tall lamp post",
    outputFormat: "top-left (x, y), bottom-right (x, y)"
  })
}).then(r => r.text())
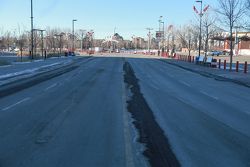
top-left (30, 0), bottom-right (34, 59)
top-left (146, 28), bottom-right (153, 53)
top-left (196, 0), bottom-right (203, 57)
top-left (72, 19), bottom-right (77, 52)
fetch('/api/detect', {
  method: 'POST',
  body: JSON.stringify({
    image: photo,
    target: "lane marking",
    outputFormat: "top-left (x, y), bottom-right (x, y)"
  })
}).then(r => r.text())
top-left (180, 81), bottom-right (191, 87)
top-left (2, 97), bottom-right (31, 111)
top-left (200, 91), bottom-right (219, 100)
top-left (44, 83), bottom-right (58, 91)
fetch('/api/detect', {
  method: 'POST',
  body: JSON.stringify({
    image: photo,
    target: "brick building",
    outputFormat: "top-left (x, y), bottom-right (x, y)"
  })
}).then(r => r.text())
top-left (210, 32), bottom-right (250, 55)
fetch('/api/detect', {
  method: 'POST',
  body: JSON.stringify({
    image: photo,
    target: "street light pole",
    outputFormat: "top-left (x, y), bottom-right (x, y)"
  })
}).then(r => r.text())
top-left (196, 0), bottom-right (203, 57)
top-left (31, 0), bottom-right (34, 59)
top-left (72, 19), bottom-right (77, 52)
top-left (146, 28), bottom-right (153, 53)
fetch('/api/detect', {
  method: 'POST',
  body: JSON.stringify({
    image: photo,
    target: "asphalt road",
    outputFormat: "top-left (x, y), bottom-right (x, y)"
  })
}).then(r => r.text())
top-left (0, 56), bottom-right (249, 167)
top-left (0, 57), bottom-right (148, 167)
top-left (128, 58), bottom-right (250, 167)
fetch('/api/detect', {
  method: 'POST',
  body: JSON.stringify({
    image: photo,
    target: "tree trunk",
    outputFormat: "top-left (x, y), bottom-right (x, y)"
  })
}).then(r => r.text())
top-left (188, 39), bottom-right (191, 57)
top-left (230, 26), bottom-right (233, 71)
top-left (205, 25), bottom-right (209, 58)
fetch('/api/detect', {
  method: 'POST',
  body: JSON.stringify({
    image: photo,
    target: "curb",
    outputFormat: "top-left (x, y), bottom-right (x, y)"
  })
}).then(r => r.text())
top-left (159, 59), bottom-right (250, 88)
top-left (0, 63), bottom-right (78, 98)
top-left (0, 56), bottom-right (92, 98)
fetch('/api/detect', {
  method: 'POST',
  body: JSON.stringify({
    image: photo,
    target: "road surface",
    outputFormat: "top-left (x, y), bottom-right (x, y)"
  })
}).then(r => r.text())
top-left (0, 56), bottom-right (249, 167)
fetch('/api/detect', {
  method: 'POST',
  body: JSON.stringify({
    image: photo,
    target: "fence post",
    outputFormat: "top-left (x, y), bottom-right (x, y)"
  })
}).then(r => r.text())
top-left (236, 61), bottom-right (239, 72)
top-left (244, 61), bottom-right (248, 73)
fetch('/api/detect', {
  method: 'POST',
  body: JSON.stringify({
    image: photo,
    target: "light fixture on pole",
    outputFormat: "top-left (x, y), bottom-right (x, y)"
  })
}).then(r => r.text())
top-left (146, 28), bottom-right (153, 53)
top-left (193, 1), bottom-right (209, 58)
top-left (195, 0), bottom-right (203, 58)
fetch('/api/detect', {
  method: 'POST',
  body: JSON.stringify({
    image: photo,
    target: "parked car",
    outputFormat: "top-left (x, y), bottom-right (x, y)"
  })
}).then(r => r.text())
top-left (208, 50), bottom-right (223, 56)
top-left (222, 50), bottom-right (230, 56)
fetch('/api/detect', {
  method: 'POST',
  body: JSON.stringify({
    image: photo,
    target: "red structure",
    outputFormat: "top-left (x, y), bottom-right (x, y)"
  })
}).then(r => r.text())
top-left (210, 32), bottom-right (250, 55)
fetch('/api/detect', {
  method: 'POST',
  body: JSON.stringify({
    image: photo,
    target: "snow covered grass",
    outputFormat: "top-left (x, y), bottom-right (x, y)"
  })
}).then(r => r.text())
top-left (0, 60), bottom-right (10, 66)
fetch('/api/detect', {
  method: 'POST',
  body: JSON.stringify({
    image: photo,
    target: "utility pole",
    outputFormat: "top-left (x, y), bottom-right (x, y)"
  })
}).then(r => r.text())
top-left (146, 28), bottom-right (153, 53)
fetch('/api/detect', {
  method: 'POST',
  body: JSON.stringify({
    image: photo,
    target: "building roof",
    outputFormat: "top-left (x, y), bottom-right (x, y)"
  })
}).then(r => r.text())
top-left (210, 32), bottom-right (250, 41)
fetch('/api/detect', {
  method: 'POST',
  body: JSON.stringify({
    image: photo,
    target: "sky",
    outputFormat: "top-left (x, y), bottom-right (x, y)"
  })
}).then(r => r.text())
top-left (0, 0), bottom-right (218, 39)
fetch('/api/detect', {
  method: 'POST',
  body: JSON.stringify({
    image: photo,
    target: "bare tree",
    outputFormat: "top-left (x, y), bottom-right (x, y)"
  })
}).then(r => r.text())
top-left (176, 22), bottom-right (200, 56)
top-left (202, 11), bottom-right (219, 57)
top-left (17, 26), bottom-right (28, 60)
top-left (216, 0), bottom-right (247, 70)
top-left (244, 0), bottom-right (250, 29)
top-left (176, 25), bottom-right (193, 56)
top-left (4, 31), bottom-right (12, 51)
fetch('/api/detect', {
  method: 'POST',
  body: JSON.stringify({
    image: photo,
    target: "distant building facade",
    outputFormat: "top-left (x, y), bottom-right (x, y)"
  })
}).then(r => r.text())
top-left (210, 32), bottom-right (250, 55)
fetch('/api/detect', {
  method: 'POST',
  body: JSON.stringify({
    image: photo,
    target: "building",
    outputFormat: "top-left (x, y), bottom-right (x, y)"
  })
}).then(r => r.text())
top-left (132, 37), bottom-right (147, 49)
top-left (210, 32), bottom-right (250, 56)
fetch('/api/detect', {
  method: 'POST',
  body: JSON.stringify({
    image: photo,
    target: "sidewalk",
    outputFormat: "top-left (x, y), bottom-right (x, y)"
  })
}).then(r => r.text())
top-left (161, 58), bottom-right (250, 88)
top-left (0, 56), bottom-right (78, 86)
top-left (0, 56), bottom-right (90, 98)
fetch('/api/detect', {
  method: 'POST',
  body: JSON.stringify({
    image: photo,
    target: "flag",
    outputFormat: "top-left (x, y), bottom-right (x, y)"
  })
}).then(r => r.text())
top-left (193, 6), bottom-right (199, 14)
top-left (203, 5), bottom-right (209, 13)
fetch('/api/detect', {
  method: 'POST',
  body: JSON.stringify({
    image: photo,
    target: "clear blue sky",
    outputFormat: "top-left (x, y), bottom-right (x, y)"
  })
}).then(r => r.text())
top-left (0, 0), bottom-right (217, 39)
